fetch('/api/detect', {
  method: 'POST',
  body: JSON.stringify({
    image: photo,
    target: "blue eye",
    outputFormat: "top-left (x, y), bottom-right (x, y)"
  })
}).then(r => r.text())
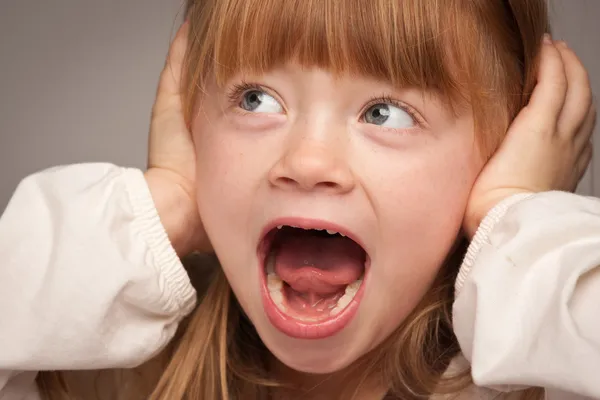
top-left (363, 104), bottom-right (414, 129)
top-left (240, 90), bottom-right (283, 113)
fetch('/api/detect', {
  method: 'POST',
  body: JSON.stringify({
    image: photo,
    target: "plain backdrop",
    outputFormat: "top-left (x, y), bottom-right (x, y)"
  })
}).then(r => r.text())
top-left (0, 0), bottom-right (599, 211)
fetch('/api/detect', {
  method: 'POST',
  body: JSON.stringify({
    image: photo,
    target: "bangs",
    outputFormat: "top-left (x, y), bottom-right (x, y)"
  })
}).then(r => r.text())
top-left (185, 0), bottom-right (534, 157)
top-left (194, 0), bottom-right (467, 104)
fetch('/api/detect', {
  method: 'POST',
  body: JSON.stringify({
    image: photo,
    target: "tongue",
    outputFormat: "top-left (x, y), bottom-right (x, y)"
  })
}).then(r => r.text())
top-left (274, 234), bottom-right (365, 295)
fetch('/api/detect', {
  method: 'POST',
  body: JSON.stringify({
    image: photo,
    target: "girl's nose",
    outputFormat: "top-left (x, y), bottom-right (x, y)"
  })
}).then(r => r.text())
top-left (268, 135), bottom-right (355, 194)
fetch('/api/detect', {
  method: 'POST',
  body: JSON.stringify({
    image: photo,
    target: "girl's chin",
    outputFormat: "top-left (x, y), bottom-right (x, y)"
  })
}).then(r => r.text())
top-left (265, 341), bottom-right (360, 374)
top-left (251, 315), bottom-right (375, 375)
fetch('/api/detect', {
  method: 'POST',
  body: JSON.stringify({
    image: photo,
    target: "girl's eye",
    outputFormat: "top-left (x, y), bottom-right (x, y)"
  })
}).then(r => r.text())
top-left (240, 90), bottom-right (283, 113)
top-left (363, 103), bottom-right (415, 129)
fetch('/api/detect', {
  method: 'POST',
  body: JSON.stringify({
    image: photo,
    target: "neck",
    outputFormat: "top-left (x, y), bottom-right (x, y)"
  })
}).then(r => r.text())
top-left (269, 357), bottom-right (388, 400)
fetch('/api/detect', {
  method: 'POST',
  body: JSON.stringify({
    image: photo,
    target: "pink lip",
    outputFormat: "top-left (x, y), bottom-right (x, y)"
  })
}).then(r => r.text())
top-left (257, 217), bottom-right (369, 340)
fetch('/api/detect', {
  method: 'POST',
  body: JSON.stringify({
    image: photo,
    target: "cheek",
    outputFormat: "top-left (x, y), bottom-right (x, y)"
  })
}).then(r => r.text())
top-left (194, 135), bottom-right (243, 221)
top-left (190, 114), bottom-right (270, 315)
top-left (371, 140), bottom-right (479, 249)
top-left (191, 113), bottom-right (257, 251)
top-left (362, 137), bottom-right (481, 333)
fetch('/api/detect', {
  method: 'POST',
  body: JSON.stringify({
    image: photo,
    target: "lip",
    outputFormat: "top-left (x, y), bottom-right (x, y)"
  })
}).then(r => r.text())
top-left (257, 217), bottom-right (369, 340)
top-left (260, 271), bottom-right (368, 339)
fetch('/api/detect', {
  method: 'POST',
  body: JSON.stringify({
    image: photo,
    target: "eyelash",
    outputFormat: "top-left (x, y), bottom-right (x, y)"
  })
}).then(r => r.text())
top-left (227, 81), bottom-right (268, 106)
top-left (361, 95), bottom-right (424, 127)
top-left (227, 82), bottom-right (425, 127)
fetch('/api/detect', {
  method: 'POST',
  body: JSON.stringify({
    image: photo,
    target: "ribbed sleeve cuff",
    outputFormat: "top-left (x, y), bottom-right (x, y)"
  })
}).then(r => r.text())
top-left (455, 193), bottom-right (535, 296)
top-left (122, 168), bottom-right (197, 316)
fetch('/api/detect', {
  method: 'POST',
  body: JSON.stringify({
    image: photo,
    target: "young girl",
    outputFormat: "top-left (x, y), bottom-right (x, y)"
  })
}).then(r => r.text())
top-left (0, 0), bottom-right (597, 399)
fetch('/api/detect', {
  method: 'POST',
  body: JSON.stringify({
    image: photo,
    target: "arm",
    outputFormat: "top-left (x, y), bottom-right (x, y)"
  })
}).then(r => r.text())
top-left (0, 163), bottom-right (196, 374)
top-left (0, 21), bottom-right (203, 398)
top-left (454, 191), bottom-right (600, 398)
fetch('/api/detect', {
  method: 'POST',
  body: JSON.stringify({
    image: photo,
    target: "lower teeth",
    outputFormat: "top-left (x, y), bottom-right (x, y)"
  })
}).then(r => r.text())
top-left (266, 253), bottom-right (363, 320)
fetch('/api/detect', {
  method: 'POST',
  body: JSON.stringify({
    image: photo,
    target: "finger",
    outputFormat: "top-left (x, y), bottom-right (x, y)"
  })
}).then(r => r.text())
top-left (576, 141), bottom-right (593, 182)
top-left (525, 37), bottom-right (568, 134)
top-left (575, 104), bottom-right (597, 153)
top-left (555, 41), bottom-right (593, 136)
top-left (152, 21), bottom-right (189, 118)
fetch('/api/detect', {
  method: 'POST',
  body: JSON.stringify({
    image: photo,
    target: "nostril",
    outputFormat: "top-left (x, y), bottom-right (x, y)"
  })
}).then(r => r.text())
top-left (277, 177), bottom-right (297, 187)
top-left (276, 177), bottom-right (340, 190)
top-left (320, 181), bottom-right (338, 189)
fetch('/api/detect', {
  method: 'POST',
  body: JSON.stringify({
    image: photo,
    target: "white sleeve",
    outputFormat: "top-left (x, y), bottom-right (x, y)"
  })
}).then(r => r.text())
top-left (0, 164), bottom-right (197, 390)
top-left (453, 191), bottom-right (600, 399)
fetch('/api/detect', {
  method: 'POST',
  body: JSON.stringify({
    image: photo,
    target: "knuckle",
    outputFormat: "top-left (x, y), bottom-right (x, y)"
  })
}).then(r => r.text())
top-left (568, 49), bottom-right (591, 84)
top-left (588, 107), bottom-right (598, 131)
top-left (580, 91), bottom-right (593, 110)
top-left (591, 105), bottom-right (598, 120)
top-left (550, 75), bottom-right (568, 92)
top-left (579, 67), bottom-right (592, 88)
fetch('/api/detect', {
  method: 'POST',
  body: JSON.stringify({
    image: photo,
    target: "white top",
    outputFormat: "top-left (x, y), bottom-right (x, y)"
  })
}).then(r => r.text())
top-left (0, 164), bottom-right (598, 400)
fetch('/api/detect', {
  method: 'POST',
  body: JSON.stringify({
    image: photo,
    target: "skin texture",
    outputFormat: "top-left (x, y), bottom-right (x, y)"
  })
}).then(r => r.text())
top-left (145, 22), bottom-right (207, 257)
top-left (191, 66), bottom-right (482, 373)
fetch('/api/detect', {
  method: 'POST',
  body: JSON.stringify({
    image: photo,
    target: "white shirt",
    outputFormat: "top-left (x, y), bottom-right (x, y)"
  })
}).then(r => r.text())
top-left (0, 164), bottom-right (598, 399)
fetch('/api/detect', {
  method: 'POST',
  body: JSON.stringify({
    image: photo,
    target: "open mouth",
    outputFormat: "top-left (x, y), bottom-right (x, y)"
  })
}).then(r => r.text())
top-left (258, 221), bottom-right (369, 339)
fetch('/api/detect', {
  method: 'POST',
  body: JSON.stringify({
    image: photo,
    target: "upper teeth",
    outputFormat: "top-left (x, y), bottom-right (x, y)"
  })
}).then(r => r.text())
top-left (276, 225), bottom-right (346, 237)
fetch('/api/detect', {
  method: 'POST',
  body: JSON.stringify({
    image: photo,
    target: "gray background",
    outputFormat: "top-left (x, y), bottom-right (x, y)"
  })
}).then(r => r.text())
top-left (0, 0), bottom-right (599, 210)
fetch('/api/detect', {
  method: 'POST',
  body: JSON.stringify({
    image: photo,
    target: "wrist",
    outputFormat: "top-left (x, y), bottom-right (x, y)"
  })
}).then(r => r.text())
top-left (464, 190), bottom-right (535, 241)
top-left (463, 211), bottom-right (484, 241)
top-left (144, 168), bottom-right (204, 256)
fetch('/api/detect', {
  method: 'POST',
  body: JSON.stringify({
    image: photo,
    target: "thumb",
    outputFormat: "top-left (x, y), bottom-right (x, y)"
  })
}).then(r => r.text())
top-left (148, 21), bottom-right (192, 169)
top-left (152, 21), bottom-right (189, 122)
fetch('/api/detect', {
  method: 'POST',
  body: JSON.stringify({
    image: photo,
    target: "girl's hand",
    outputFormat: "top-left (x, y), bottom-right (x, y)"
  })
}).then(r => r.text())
top-left (145, 22), bottom-right (211, 256)
top-left (464, 37), bottom-right (596, 239)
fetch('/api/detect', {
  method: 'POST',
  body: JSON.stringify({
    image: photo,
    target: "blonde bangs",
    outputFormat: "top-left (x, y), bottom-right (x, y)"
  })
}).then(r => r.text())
top-left (183, 0), bottom-right (545, 156)
top-left (186, 0), bottom-right (473, 107)
top-left (219, 0), bottom-right (455, 86)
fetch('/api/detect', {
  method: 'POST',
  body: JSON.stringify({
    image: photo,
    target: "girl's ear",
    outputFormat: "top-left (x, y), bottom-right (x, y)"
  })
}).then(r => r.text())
top-left (505, 0), bottom-right (551, 107)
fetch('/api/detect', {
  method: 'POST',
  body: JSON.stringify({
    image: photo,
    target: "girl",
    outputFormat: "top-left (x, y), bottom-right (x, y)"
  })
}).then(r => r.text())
top-left (0, 0), bottom-right (597, 399)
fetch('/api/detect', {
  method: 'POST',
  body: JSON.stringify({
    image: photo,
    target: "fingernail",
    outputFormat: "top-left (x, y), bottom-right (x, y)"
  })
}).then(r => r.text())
top-left (543, 33), bottom-right (552, 44)
top-left (558, 40), bottom-right (568, 48)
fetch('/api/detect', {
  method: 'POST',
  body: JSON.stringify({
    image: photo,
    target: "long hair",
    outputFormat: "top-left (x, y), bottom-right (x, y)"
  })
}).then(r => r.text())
top-left (38, 1), bottom-right (549, 398)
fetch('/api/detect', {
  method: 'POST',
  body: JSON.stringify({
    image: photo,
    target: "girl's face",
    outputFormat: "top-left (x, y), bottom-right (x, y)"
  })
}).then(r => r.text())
top-left (192, 64), bottom-right (483, 373)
